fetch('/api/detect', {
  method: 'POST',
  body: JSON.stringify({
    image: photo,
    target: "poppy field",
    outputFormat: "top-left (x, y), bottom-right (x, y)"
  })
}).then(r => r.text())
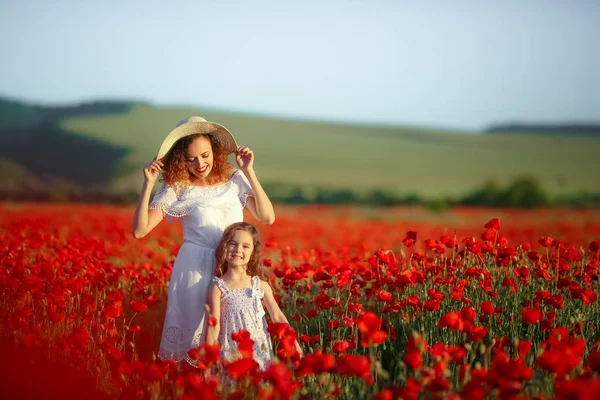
top-left (1, 203), bottom-right (600, 399)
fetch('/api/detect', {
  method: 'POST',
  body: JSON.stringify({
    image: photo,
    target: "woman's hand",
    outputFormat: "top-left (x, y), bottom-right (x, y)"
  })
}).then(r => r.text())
top-left (143, 158), bottom-right (163, 185)
top-left (235, 146), bottom-right (254, 172)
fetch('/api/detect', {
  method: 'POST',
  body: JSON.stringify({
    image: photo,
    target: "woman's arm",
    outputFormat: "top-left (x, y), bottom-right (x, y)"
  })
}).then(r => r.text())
top-left (205, 284), bottom-right (222, 345)
top-left (132, 183), bottom-right (165, 238)
top-left (132, 159), bottom-right (165, 238)
top-left (236, 146), bottom-right (275, 224)
top-left (244, 172), bottom-right (275, 225)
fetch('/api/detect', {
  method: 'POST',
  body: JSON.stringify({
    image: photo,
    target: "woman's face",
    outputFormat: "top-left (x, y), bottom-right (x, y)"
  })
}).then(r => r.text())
top-left (185, 136), bottom-right (214, 181)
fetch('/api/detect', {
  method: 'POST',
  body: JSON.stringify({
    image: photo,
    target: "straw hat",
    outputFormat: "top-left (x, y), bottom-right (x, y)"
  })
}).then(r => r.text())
top-left (156, 116), bottom-right (238, 160)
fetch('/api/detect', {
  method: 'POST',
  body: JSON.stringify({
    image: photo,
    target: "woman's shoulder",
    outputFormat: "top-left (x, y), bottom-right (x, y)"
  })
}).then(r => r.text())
top-left (156, 180), bottom-right (187, 195)
top-left (230, 169), bottom-right (245, 181)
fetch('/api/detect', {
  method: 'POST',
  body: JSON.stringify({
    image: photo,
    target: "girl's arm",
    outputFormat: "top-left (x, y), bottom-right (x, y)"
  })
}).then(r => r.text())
top-left (132, 159), bottom-right (165, 238)
top-left (260, 280), bottom-right (290, 323)
top-left (236, 146), bottom-right (275, 224)
top-left (260, 280), bottom-right (303, 355)
top-left (205, 283), bottom-right (222, 345)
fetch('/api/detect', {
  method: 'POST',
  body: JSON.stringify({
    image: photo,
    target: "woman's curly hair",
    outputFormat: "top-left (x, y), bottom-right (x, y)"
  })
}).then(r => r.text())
top-left (161, 133), bottom-right (235, 188)
top-left (215, 222), bottom-right (268, 280)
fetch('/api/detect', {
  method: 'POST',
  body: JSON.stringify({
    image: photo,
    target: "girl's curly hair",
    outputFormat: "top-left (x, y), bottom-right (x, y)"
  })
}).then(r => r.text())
top-left (215, 222), bottom-right (268, 280)
top-left (161, 134), bottom-right (235, 188)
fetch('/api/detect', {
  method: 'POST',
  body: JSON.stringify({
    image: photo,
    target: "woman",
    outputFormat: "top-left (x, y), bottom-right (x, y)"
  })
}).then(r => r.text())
top-left (132, 116), bottom-right (275, 364)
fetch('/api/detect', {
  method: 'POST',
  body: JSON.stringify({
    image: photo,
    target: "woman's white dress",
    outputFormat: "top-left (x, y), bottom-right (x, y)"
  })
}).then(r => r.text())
top-left (149, 170), bottom-right (254, 364)
top-left (213, 275), bottom-right (274, 370)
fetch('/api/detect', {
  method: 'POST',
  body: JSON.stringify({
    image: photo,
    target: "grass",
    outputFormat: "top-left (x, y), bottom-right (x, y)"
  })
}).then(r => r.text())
top-left (52, 104), bottom-right (600, 197)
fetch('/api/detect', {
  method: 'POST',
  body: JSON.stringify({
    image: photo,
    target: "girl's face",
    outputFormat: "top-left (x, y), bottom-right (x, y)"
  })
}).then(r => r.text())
top-left (225, 230), bottom-right (254, 268)
top-left (185, 136), bottom-right (214, 180)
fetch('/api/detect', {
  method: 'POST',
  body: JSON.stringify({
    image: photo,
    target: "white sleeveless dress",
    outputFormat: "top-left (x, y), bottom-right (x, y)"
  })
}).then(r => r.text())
top-left (213, 275), bottom-right (274, 370)
top-left (149, 170), bottom-right (254, 365)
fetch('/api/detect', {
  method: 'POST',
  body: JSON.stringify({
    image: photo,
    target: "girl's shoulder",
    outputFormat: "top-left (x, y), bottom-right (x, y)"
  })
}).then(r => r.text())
top-left (257, 278), bottom-right (272, 291)
top-left (212, 276), bottom-right (229, 294)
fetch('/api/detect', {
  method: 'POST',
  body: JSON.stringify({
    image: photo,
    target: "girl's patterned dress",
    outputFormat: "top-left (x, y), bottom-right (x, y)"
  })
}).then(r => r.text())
top-left (213, 275), bottom-right (274, 369)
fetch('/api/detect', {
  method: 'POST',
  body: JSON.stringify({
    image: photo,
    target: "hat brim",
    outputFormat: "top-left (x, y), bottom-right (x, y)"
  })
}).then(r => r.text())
top-left (156, 121), bottom-right (238, 160)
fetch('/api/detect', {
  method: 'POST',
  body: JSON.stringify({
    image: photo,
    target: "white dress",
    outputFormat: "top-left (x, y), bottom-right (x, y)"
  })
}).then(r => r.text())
top-left (149, 170), bottom-right (254, 364)
top-left (213, 275), bottom-right (274, 370)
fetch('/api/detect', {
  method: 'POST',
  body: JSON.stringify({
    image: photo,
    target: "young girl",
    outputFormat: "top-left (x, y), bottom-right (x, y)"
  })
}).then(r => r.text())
top-left (205, 222), bottom-right (302, 369)
top-left (132, 116), bottom-right (275, 365)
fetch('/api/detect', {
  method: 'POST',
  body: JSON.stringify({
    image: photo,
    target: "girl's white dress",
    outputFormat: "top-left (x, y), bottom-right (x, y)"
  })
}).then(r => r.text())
top-left (149, 170), bottom-right (254, 364)
top-left (213, 275), bottom-right (274, 370)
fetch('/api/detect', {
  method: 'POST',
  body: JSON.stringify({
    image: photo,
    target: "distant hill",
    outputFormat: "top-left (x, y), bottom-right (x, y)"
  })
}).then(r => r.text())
top-left (0, 97), bottom-right (139, 129)
top-left (0, 97), bottom-right (133, 186)
top-left (485, 124), bottom-right (600, 137)
top-left (1, 96), bottom-right (600, 200)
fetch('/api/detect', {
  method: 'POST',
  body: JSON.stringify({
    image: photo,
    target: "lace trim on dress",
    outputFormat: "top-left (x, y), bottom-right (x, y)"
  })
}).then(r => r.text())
top-left (158, 348), bottom-right (186, 362)
top-left (234, 170), bottom-right (254, 208)
top-left (158, 328), bottom-right (205, 367)
top-left (148, 170), bottom-right (254, 217)
top-left (158, 348), bottom-right (203, 367)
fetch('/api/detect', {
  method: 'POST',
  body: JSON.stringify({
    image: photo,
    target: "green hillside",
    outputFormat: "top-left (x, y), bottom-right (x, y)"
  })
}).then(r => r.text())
top-left (1, 96), bottom-right (599, 200)
top-left (60, 104), bottom-right (600, 197)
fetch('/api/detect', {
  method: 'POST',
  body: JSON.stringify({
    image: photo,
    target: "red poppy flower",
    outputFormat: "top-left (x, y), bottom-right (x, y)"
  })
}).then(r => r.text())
top-left (231, 329), bottom-right (251, 342)
top-left (267, 322), bottom-right (295, 339)
top-left (265, 239), bottom-right (278, 248)
top-left (71, 326), bottom-right (90, 349)
top-left (402, 231), bottom-right (417, 247)
top-left (468, 326), bottom-right (488, 342)
top-left (403, 350), bottom-right (423, 370)
top-left (521, 307), bottom-right (543, 324)
top-left (328, 319), bottom-right (340, 330)
top-left (518, 341), bottom-right (532, 359)
top-left (440, 235), bottom-right (458, 248)
top-left (226, 358), bottom-right (259, 379)
top-left (296, 351), bottom-right (335, 376)
top-left (480, 301), bottom-right (495, 316)
top-left (237, 337), bottom-right (254, 359)
top-left (588, 351), bottom-right (600, 373)
top-left (502, 277), bottom-right (518, 292)
top-left (332, 340), bottom-right (350, 354)
top-left (335, 354), bottom-right (371, 380)
top-left (427, 288), bottom-right (444, 300)
top-left (358, 312), bottom-right (387, 346)
top-left (15, 307), bottom-right (33, 318)
top-left (438, 311), bottom-right (465, 331)
top-left (129, 300), bottom-right (147, 313)
top-left (49, 309), bottom-right (65, 323)
top-left (484, 218), bottom-right (500, 230)
top-left (263, 362), bottom-right (301, 399)
top-left (424, 299), bottom-right (441, 312)
top-left (460, 306), bottom-right (476, 322)
top-left (377, 290), bottom-right (392, 303)
top-left (481, 229), bottom-right (496, 241)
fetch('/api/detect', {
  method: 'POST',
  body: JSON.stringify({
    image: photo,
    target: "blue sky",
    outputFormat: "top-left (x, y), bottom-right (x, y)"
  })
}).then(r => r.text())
top-left (1, 0), bottom-right (599, 130)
